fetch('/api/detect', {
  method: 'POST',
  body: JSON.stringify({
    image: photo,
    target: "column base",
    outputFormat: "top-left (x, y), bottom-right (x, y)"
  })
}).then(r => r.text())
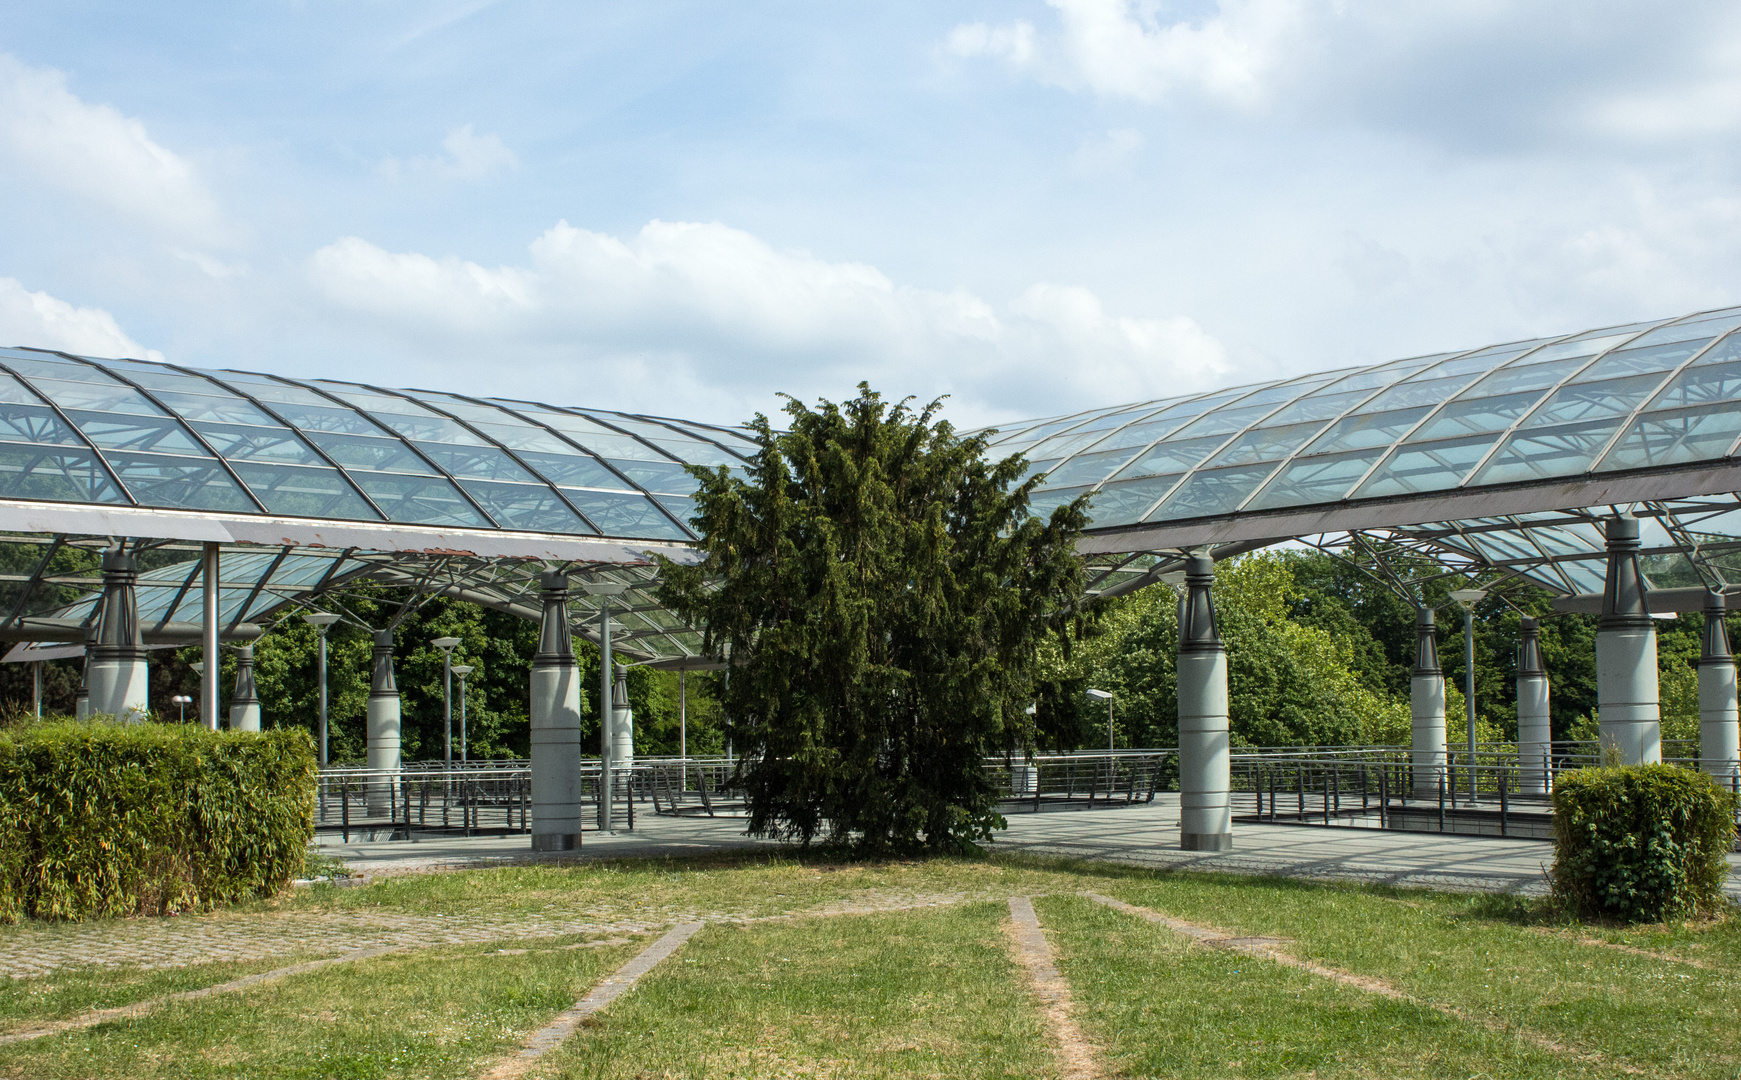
top-left (531, 832), bottom-right (580, 852)
top-left (1181, 831), bottom-right (1232, 852)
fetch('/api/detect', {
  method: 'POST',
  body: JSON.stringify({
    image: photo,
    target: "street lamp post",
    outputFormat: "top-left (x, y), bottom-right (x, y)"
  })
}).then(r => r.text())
top-left (452, 664), bottom-right (473, 763)
top-left (305, 613), bottom-right (341, 768)
top-left (583, 580), bottom-right (629, 833)
top-left (1086, 688), bottom-right (1114, 752)
top-left (171, 694), bottom-right (191, 722)
top-left (1448, 588), bottom-right (1487, 802)
top-left (432, 636), bottom-right (462, 766)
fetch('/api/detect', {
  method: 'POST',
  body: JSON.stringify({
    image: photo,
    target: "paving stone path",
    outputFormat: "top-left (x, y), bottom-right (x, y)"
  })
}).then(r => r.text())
top-left (0, 889), bottom-right (994, 979)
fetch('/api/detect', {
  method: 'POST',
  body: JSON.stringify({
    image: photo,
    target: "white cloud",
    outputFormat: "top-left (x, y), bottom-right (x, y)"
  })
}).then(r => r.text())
top-left (0, 54), bottom-right (232, 245)
top-left (946, 20), bottom-right (1037, 66)
top-left (1073, 127), bottom-right (1144, 174)
top-left (305, 219), bottom-right (1227, 424)
top-left (381, 124), bottom-right (519, 181)
top-left (0, 279), bottom-right (163, 361)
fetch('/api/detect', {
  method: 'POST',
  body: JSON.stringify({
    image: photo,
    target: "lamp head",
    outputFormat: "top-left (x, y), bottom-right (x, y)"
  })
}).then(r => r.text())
top-left (1085, 688), bottom-right (1114, 701)
top-left (190, 662), bottom-right (203, 675)
top-left (451, 664), bottom-right (474, 676)
top-left (584, 580), bottom-right (630, 598)
top-left (431, 636), bottom-right (461, 651)
top-left (303, 612), bottom-right (341, 629)
top-left (1448, 588), bottom-right (1487, 606)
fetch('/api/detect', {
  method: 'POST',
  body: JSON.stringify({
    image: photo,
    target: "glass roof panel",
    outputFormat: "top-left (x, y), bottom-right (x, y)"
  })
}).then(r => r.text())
top-left (1028, 427), bottom-right (1130, 460)
top-left (347, 472), bottom-right (492, 527)
top-left (1520, 373), bottom-right (1666, 428)
top-left (0, 446), bottom-right (124, 503)
top-left (229, 462), bottom-right (380, 519)
top-left (654, 494), bottom-right (697, 530)
top-left (257, 402), bottom-right (388, 436)
top-left (1106, 436), bottom-right (1228, 482)
top-left (305, 431), bottom-right (437, 474)
top-left (1205, 421), bottom-right (1328, 467)
top-left (413, 442), bottom-right (540, 484)
top-left (0, 353), bottom-right (102, 381)
top-left (1361, 373), bottom-right (1481, 412)
top-left (560, 489), bottom-right (687, 539)
top-left (1079, 414), bottom-right (1200, 453)
top-left (1469, 419), bottom-right (1625, 486)
top-left (1621, 308), bottom-right (1741, 349)
top-left (514, 450), bottom-right (633, 490)
top-left (1300, 407), bottom-right (1432, 455)
top-left (1080, 475), bottom-right (1180, 527)
top-left (1262, 389), bottom-right (1370, 426)
top-left (1598, 405), bottom-right (1741, 473)
top-left (1406, 391), bottom-right (1544, 442)
top-left (1040, 447), bottom-right (1145, 488)
top-left (1646, 357), bottom-right (1741, 411)
top-left (1246, 449), bottom-right (1386, 511)
top-left (1571, 340), bottom-right (1712, 383)
top-left (524, 411), bottom-right (674, 459)
top-left (608, 457), bottom-right (695, 493)
top-left (1145, 464), bottom-right (1276, 520)
top-left (67, 412), bottom-right (208, 456)
top-left (1354, 436), bottom-right (1495, 498)
top-left (147, 391), bottom-right (280, 427)
top-left (1168, 403), bottom-right (1279, 441)
top-left (456, 480), bottom-right (593, 534)
top-left (103, 452), bottom-right (254, 511)
top-left (1456, 357), bottom-right (1584, 399)
top-left (27, 378), bottom-right (164, 416)
top-left (1028, 483), bottom-right (1093, 519)
top-left (0, 403), bottom-right (83, 446)
top-left (194, 423), bottom-right (330, 466)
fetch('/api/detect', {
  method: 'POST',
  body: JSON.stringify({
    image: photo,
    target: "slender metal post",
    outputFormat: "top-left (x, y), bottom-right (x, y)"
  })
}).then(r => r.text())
top-left (201, 542), bottom-right (219, 730)
top-left (458, 671), bottom-right (469, 763)
top-left (1464, 603), bottom-right (1477, 803)
top-left (679, 668), bottom-right (687, 791)
top-left (317, 631), bottom-right (329, 767)
top-left (598, 600), bottom-right (614, 833)
top-left (31, 661), bottom-right (40, 718)
top-left (444, 649), bottom-right (453, 766)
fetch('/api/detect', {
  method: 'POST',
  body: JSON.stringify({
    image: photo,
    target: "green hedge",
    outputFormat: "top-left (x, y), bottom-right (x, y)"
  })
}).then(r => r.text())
top-left (0, 722), bottom-right (317, 921)
top-left (1551, 763), bottom-right (1736, 923)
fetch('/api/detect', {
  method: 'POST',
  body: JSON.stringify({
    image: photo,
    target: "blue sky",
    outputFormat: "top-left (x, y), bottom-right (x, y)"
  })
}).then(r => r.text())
top-left (2, 1), bottom-right (1739, 428)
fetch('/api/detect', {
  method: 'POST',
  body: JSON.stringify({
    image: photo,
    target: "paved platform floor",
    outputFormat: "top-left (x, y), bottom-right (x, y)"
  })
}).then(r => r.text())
top-left (320, 794), bottom-right (1741, 898)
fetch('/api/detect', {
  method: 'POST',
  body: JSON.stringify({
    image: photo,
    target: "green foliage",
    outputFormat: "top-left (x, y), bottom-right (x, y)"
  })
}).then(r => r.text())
top-left (0, 721), bottom-right (316, 921)
top-left (1551, 763), bottom-right (1737, 923)
top-left (658, 385), bottom-right (1089, 853)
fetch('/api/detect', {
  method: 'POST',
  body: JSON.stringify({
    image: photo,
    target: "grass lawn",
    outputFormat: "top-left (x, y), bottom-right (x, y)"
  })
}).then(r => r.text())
top-left (0, 850), bottom-right (1733, 1078)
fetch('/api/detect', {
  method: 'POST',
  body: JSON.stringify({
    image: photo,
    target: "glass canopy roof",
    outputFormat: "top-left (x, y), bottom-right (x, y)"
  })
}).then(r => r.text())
top-left (0, 347), bottom-right (755, 543)
top-left (997, 304), bottom-right (1741, 533)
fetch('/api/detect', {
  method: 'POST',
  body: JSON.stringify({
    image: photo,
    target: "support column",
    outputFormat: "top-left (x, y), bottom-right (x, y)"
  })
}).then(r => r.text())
top-left (611, 665), bottom-right (634, 765)
top-left (74, 647), bottom-right (89, 720)
top-left (229, 644), bottom-right (261, 731)
top-left (201, 542), bottom-right (219, 730)
top-left (1410, 608), bottom-right (1446, 795)
top-left (1176, 553), bottom-right (1231, 852)
top-left (86, 549), bottom-right (149, 722)
top-left (366, 630), bottom-right (401, 814)
top-left (530, 572), bottom-right (583, 851)
top-left (1516, 616), bottom-right (1551, 794)
top-left (1596, 516), bottom-right (1660, 764)
top-left (1699, 591), bottom-right (1739, 784)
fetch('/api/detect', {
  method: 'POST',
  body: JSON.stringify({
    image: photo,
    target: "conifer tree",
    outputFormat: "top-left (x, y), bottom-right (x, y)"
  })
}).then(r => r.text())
top-left (657, 385), bottom-right (1088, 853)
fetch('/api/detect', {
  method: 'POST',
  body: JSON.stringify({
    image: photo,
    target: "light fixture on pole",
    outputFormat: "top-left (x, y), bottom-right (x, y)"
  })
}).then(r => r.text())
top-left (304, 613), bottom-right (341, 768)
top-left (431, 636), bottom-right (462, 766)
top-left (171, 694), bottom-right (192, 723)
top-left (1086, 688), bottom-right (1115, 753)
top-left (452, 664), bottom-right (473, 763)
top-left (1448, 588), bottom-right (1487, 802)
top-left (583, 580), bottom-right (630, 832)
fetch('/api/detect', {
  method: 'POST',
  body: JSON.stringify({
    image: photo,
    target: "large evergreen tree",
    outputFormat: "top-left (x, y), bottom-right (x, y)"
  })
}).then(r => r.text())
top-left (657, 385), bottom-right (1088, 853)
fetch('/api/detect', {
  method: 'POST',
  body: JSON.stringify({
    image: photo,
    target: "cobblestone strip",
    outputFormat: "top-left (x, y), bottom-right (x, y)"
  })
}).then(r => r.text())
top-left (0, 944), bottom-right (402, 1045)
top-left (1081, 892), bottom-right (1639, 1073)
top-left (481, 921), bottom-right (706, 1080)
top-left (1006, 897), bottom-right (1101, 1080)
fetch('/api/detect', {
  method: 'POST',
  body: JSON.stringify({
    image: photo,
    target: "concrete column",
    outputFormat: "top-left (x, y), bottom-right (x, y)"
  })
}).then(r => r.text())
top-left (228, 644), bottom-right (261, 731)
top-left (1515, 616), bottom-right (1551, 794)
top-left (610, 665), bottom-right (634, 765)
top-left (1410, 608), bottom-right (1446, 795)
top-left (530, 572), bottom-right (583, 851)
top-left (1699, 591), bottom-right (1739, 785)
top-left (1176, 553), bottom-right (1231, 852)
top-left (366, 630), bottom-right (401, 814)
top-left (85, 549), bottom-right (149, 722)
top-left (1596, 516), bottom-right (1660, 764)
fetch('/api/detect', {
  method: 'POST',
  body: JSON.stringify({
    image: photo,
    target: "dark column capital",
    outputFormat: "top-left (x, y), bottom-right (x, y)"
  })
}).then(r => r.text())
top-left (1517, 615), bottom-right (1545, 678)
top-left (92, 548), bottom-right (143, 662)
top-left (370, 630), bottom-right (397, 697)
top-left (232, 644), bottom-right (258, 707)
top-left (1413, 607), bottom-right (1440, 675)
top-left (534, 571), bottom-right (575, 667)
top-left (1177, 552), bottom-right (1223, 654)
top-left (1600, 515), bottom-right (1652, 631)
top-left (1702, 591), bottom-right (1733, 666)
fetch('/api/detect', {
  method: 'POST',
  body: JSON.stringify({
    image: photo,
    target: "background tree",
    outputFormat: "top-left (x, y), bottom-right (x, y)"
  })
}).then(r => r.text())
top-left (658, 385), bottom-right (1089, 854)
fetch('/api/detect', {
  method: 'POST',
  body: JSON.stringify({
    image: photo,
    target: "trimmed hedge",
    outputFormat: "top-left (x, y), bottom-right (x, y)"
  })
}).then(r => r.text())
top-left (1551, 763), bottom-right (1736, 923)
top-left (0, 722), bottom-right (317, 921)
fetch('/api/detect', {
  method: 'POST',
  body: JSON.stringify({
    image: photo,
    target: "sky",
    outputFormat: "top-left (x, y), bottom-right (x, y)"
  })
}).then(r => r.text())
top-left (1, 1), bottom-right (1739, 431)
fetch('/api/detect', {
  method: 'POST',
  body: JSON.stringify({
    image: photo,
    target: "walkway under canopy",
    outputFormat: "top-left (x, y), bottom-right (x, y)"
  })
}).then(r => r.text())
top-left (4, 301), bottom-right (1741, 657)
